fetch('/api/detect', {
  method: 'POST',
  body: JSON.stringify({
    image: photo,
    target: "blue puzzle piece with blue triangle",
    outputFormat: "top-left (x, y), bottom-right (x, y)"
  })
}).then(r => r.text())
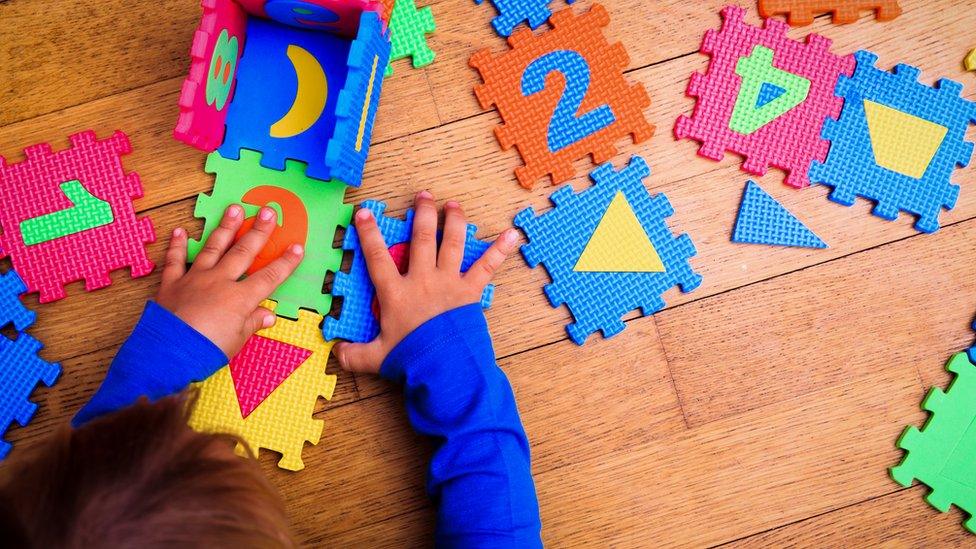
top-left (324, 200), bottom-right (494, 343)
top-left (733, 181), bottom-right (826, 249)
top-left (473, 0), bottom-right (574, 37)
top-left (515, 155), bottom-right (701, 345)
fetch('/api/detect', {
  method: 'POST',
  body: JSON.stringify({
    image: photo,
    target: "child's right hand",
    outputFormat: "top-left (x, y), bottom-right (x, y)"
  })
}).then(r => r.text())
top-left (334, 191), bottom-right (518, 374)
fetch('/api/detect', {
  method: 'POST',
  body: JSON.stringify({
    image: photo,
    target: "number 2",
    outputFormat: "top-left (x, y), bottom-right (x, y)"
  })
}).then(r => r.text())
top-left (521, 50), bottom-right (616, 153)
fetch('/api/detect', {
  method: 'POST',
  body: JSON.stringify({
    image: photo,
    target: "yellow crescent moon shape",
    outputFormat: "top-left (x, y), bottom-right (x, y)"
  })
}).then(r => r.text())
top-left (270, 45), bottom-right (328, 139)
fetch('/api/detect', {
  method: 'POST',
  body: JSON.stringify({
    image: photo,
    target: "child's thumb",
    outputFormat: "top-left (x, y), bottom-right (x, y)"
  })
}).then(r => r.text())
top-left (334, 341), bottom-right (385, 375)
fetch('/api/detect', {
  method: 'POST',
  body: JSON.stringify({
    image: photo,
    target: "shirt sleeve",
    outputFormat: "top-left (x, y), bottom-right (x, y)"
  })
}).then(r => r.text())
top-left (380, 303), bottom-right (543, 548)
top-left (72, 301), bottom-right (227, 427)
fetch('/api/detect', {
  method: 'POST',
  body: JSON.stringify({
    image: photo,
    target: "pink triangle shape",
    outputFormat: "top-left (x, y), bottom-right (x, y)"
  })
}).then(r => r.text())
top-left (229, 334), bottom-right (313, 418)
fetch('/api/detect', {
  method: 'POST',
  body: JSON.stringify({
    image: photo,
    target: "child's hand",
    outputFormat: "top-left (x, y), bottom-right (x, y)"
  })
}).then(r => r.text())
top-left (156, 205), bottom-right (304, 358)
top-left (335, 191), bottom-right (518, 374)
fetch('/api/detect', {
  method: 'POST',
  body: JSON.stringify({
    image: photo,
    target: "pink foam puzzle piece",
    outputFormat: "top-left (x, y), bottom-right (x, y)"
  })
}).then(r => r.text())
top-left (0, 131), bottom-right (156, 303)
top-left (674, 5), bottom-right (855, 188)
top-left (229, 334), bottom-right (313, 418)
top-left (174, 0), bottom-right (248, 151)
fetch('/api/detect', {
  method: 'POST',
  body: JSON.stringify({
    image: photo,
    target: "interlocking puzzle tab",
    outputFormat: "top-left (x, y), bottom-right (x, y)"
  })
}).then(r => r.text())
top-left (384, 0), bottom-right (435, 76)
top-left (758, 0), bottom-right (902, 26)
top-left (514, 156), bottom-right (701, 345)
top-left (733, 181), bottom-right (827, 248)
top-left (324, 200), bottom-right (495, 343)
top-left (189, 300), bottom-right (336, 471)
top-left (0, 271), bottom-right (35, 334)
top-left (474, 0), bottom-right (574, 37)
top-left (966, 48), bottom-right (976, 73)
top-left (674, 6), bottom-right (854, 188)
top-left (0, 131), bottom-right (155, 303)
top-left (236, 0), bottom-right (387, 37)
top-left (810, 50), bottom-right (976, 233)
top-left (891, 352), bottom-right (976, 534)
top-left (470, 3), bottom-right (653, 189)
top-left (188, 151), bottom-right (352, 319)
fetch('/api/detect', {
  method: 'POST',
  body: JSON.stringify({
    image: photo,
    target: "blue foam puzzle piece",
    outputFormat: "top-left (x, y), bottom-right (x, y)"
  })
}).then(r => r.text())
top-left (324, 200), bottom-right (495, 343)
top-left (970, 320), bottom-right (976, 365)
top-left (473, 0), bottom-right (574, 37)
top-left (757, 82), bottom-right (786, 109)
top-left (0, 271), bottom-right (34, 333)
top-left (732, 181), bottom-right (827, 249)
top-left (809, 50), bottom-right (976, 234)
top-left (0, 333), bottom-right (60, 459)
top-left (219, 13), bottom-right (389, 186)
top-left (514, 155), bottom-right (702, 345)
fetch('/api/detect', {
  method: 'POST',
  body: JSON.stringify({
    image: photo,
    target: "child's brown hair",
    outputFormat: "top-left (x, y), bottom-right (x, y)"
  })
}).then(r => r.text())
top-left (0, 394), bottom-right (294, 548)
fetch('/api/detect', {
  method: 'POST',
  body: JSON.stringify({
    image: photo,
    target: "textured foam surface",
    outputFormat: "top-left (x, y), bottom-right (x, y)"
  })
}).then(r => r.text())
top-left (473, 0), bottom-right (574, 37)
top-left (0, 131), bottom-right (155, 303)
top-left (758, 0), bottom-right (902, 25)
top-left (810, 50), bottom-right (976, 233)
top-left (236, 0), bottom-right (388, 37)
top-left (324, 200), bottom-right (494, 343)
top-left (188, 150), bottom-right (352, 319)
top-left (189, 300), bottom-right (337, 472)
top-left (0, 271), bottom-right (35, 334)
top-left (890, 352), bottom-right (976, 534)
top-left (514, 155), bottom-right (701, 345)
top-left (674, 6), bottom-right (854, 188)
top-left (0, 331), bottom-right (61, 460)
top-left (469, 3), bottom-right (653, 189)
top-left (384, 0), bottom-right (435, 76)
top-left (732, 180), bottom-right (826, 248)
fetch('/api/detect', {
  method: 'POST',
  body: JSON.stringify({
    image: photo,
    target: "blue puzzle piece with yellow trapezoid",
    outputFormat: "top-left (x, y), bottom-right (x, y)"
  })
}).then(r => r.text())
top-left (732, 180), bottom-right (826, 249)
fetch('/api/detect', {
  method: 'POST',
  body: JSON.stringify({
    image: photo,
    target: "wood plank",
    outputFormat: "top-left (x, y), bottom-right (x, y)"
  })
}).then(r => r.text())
top-left (657, 217), bottom-right (976, 428)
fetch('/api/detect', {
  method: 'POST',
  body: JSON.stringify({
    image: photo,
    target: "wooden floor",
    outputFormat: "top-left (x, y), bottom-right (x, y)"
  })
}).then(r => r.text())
top-left (2, 0), bottom-right (976, 545)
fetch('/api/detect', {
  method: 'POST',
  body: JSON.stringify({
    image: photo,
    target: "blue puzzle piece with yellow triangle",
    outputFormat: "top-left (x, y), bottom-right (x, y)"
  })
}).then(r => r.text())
top-left (515, 155), bottom-right (701, 345)
top-left (732, 181), bottom-right (826, 249)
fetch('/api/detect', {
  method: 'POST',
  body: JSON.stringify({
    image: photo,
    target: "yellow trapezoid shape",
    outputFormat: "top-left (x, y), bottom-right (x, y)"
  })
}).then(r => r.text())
top-left (574, 191), bottom-right (664, 273)
top-left (270, 45), bottom-right (328, 139)
top-left (864, 100), bottom-right (947, 179)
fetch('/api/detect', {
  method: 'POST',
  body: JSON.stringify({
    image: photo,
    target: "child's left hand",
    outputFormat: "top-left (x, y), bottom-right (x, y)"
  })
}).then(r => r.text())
top-left (155, 204), bottom-right (304, 357)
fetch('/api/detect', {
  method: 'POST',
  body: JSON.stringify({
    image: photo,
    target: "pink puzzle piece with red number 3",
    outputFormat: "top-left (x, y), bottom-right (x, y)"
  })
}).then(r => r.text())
top-left (0, 131), bottom-right (155, 303)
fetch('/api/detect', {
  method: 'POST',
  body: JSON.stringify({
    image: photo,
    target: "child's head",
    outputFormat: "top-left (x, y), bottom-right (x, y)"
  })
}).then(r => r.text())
top-left (0, 394), bottom-right (293, 548)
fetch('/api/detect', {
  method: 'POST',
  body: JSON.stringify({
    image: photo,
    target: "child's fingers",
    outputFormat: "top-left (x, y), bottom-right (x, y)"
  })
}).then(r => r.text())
top-left (334, 341), bottom-right (385, 374)
top-left (354, 208), bottom-right (399, 295)
top-left (244, 305), bottom-right (277, 336)
top-left (194, 205), bottom-right (244, 270)
top-left (161, 227), bottom-right (188, 286)
top-left (409, 191), bottom-right (438, 274)
top-left (437, 201), bottom-right (466, 273)
top-left (241, 243), bottom-right (304, 300)
top-left (218, 207), bottom-right (277, 279)
top-left (465, 228), bottom-right (518, 290)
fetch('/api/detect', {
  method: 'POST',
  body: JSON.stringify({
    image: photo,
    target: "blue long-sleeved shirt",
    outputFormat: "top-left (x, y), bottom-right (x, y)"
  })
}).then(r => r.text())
top-left (74, 301), bottom-right (543, 547)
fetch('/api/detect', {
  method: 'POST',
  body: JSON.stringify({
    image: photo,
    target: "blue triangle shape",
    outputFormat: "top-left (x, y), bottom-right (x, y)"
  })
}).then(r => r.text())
top-left (756, 82), bottom-right (787, 109)
top-left (732, 181), bottom-right (827, 249)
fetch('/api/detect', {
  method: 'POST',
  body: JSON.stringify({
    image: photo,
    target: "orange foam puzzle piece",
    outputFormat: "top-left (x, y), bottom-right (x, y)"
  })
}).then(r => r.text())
top-left (469, 4), bottom-right (653, 189)
top-left (758, 0), bottom-right (902, 26)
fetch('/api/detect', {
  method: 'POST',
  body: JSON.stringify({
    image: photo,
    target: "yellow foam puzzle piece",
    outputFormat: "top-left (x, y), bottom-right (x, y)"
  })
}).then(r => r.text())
top-left (864, 100), bottom-right (947, 179)
top-left (966, 48), bottom-right (976, 72)
top-left (574, 191), bottom-right (664, 273)
top-left (188, 300), bottom-right (337, 471)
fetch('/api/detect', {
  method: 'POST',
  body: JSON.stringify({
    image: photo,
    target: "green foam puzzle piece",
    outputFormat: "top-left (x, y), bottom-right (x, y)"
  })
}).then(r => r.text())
top-left (20, 180), bottom-right (114, 246)
top-left (187, 150), bottom-right (352, 319)
top-left (729, 45), bottom-right (811, 135)
top-left (385, 0), bottom-right (436, 77)
top-left (891, 352), bottom-right (976, 534)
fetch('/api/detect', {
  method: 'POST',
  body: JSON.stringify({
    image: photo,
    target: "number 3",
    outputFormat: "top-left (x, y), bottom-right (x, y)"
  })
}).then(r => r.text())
top-left (521, 50), bottom-right (616, 153)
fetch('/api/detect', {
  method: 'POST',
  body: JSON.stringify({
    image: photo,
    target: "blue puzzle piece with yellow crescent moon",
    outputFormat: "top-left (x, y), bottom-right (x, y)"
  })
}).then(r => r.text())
top-left (515, 156), bottom-right (701, 345)
top-left (810, 50), bottom-right (976, 233)
top-left (218, 11), bottom-right (389, 186)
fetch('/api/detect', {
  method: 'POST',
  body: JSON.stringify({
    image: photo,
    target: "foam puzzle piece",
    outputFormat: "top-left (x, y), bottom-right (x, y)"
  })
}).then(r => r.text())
top-left (470, 4), bottom-right (653, 189)
top-left (218, 12), bottom-right (389, 186)
top-left (324, 200), bottom-right (495, 343)
top-left (514, 155), bottom-right (701, 345)
top-left (189, 300), bottom-right (336, 471)
top-left (230, 334), bottom-right (313, 418)
top-left (188, 150), bottom-right (352, 319)
top-left (235, 0), bottom-right (388, 37)
top-left (966, 48), bottom-right (976, 72)
top-left (174, 0), bottom-right (248, 151)
top-left (732, 180), bottom-right (827, 248)
top-left (891, 352), bottom-right (976, 534)
top-left (810, 50), bottom-right (976, 233)
top-left (0, 271), bottom-right (35, 334)
top-left (758, 0), bottom-right (902, 26)
top-left (0, 332), bottom-right (61, 460)
top-left (674, 6), bottom-right (854, 188)
top-left (473, 0), bottom-right (573, 37)
top-left (0, 131), bottom-right (155, 303)
top-left (384, 0), bottom-right (435, 76)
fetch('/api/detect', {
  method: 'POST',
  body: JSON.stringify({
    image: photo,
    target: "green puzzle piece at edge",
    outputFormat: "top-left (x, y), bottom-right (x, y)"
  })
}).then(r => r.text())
top-left (385, 0), bottom-right (436, 77)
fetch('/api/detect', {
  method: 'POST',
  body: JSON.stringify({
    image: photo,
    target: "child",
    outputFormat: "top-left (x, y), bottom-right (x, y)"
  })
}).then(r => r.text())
top-left (0, 192), bottom-right (543, 547)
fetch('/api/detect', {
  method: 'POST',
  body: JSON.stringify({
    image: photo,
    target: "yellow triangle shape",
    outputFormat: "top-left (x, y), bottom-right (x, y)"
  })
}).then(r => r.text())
top-left (864, 100), bottom-right (947, 179)
top-left (574, 192), bottom-right (665, 273)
